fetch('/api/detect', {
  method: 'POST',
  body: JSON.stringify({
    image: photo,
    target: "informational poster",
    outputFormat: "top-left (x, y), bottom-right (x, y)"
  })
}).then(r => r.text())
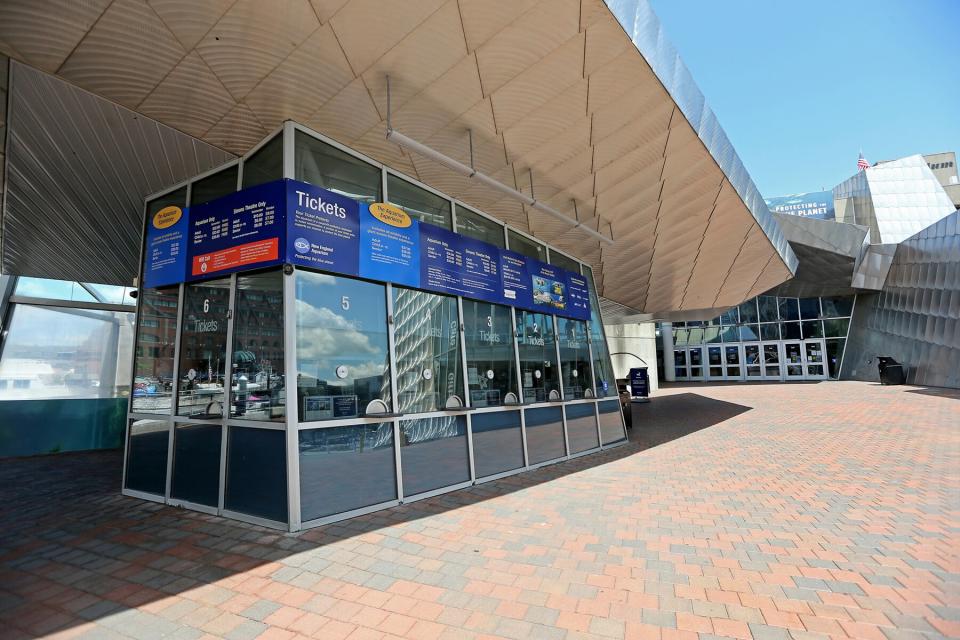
top-left (764, 191), bottom-right (835, 221)
top-left (286, 181), bottom-right (360, 275)
top-left (359, 202), bottom-right (420, 288)
top-left (187, 181), bottom-right (286, 281)
top-left (156, 179), bottom-right (593, 321)
top-left (420, 223), bottom-right (502, 303)
top-left (143, 203), bottom-right (188, 288)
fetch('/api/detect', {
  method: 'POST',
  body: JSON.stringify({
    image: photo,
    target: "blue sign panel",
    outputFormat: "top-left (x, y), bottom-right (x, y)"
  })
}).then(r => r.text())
top-left (764, 191), bottom-right (835, 221)
top-left (566, 272), bottom-right (591, 321)
top-left (629, 367), bottom-right (648, 398)
top-left (286, 181), bottom-right (360, 275)
top-left (143, 203), bottom-right (188, 288)
top-left (359, 203), bottom-right (420, 288)
top-left (186, 180), bottom-right (286, 281)
top-left (500, 249), bottom-right (533, 308)
top-left (420, 223), bottom-right (502, 303)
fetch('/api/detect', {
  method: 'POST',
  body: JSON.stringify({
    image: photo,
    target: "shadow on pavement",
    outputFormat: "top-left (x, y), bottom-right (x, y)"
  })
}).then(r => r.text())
top-left (0, 391), bottom-right (751, 637)
top-left (903, 385), bottom-right (960, 400)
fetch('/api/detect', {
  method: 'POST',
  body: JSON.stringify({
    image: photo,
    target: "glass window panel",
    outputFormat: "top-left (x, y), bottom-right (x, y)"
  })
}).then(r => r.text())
top-left (799, 298), bottom-right (821, 320)
top-left (294, 131), bottom-right (380, 202)
top-left (524, 407), bottom-right (565, 464)
top-left (802, 320), bottom-right (824, 339)
top-left (191, 165), bottom-right (238, 206)
top-left (704, 327), bottom-right (721, 343)
top-left (224, 426), bottom-right (287, 522)
top-left (177, 279), bottom-right (231, 418)
top-left (823, 318), bottom-right (850, 338)
top-left (231, 271), bottom-right (285, 421)
top-left (763, 344), bottom-right (780, 364)
top-left (557, 318), bottom-right (591, 399)
top-left (673, 328), bottom-right (688, 345)
top-left (463, 300), bottom-right (518, 407)
top-left (720, 326), bottom-right (738, 342)
top-left (387, 174), bottom-right (451, 229)
top-left (585, 273), bottom-right (614, 398)
top-left (548, 250), bottom-right (580, 273)
top-left (399, 416), bottom-right (469, 496)
top-left (784, 343), bottom-right (803, 364)
top-left (759, 323), bottom-right (780, 341)
top-left (392, 288), bottom-right (462, 413)
top-left (724, 345), bottom-right (741, 365)
top-left (124, 419), bottom-right (169, 495)
top-left (738, 299), bottom-right (759, 323)
top-left (757, 296), bottom-right (779, 322)
top-left (471, 411), bottom-right (524, 478)
top-left (296, 272), bottom-right (390, 421)
top-left (673, 349), bottom-right (687, 366)
top-left (133, 287), bottom-right (179, 414)
top-left (781, 321), bottom-right (801, 340)
top-left (739, 324), bottom-right (760, 342)
top-left (455, 207), bottom-right (504, 247)
top-left (597, 400), bottom-right (625, 445)
top-left (170, 423), bottom-right (221, 507)
top-left (299, 423), bottom-right (396, 520)
top-left (720, 308), bottom-right (738, 324)
top-left (82, 282), bottom-right (135, 305)
top-left (686, 320), bottom-right (704, 327)
top-left (517, 310), bottom-right (560, 403)
top-left (0, 304), bottom-right (135, 400)
top-left (507, 230), bottom-right (547, 262)
top-left (825, 339), bottom-right (845, 379)
top-left (15, 276), bottom-right (93, 302)
top-left (242, 134), bottom-right (283, 189)
top-left (778, 297), bottom-right (800, 321)
top-left (565, 402), bottom-right (599, 454)
top-left (744, 344), bottom-right (761, 366)
top-left (707, 346), bottom-right (723, 366)
top-left (687, 328), bottom-right (703, 344)
top-left (821, 296), bottom-right (854, 318)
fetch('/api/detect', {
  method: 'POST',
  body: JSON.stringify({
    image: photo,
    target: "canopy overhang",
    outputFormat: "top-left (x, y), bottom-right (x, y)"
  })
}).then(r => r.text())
top-left (0, 0), bottom-right (796, 316)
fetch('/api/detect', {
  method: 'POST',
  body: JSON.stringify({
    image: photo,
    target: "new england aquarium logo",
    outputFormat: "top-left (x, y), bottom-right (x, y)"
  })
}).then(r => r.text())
top-left (294, 237), bottom-right (311, 254)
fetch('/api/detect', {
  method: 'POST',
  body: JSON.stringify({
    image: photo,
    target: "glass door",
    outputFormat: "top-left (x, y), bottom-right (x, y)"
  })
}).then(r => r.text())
top-left (687, 347), bottom-right (704, 380)
top-left (673, 349), bottom-right (688, 380)
top-left (762, 343), bottom-right (782, 380)
top-left (803, 340), bottom-right (828, 379)
top-left (783, 341), bottom-right (804, 379)
top-left (724, 345), bottom-right (743, 380)
top-left (707, 346), bottom-right (724, 379)
top-left (743, 343), bottom-right (762, 379)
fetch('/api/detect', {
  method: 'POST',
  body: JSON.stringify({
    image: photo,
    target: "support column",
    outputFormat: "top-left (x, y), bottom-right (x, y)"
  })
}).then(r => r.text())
top-left (662, 322), bottom-right (676, 382)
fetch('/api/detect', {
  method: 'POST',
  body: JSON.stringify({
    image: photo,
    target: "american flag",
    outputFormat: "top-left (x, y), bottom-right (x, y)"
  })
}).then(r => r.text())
top-left (857, 152), bottom-right (869, 171)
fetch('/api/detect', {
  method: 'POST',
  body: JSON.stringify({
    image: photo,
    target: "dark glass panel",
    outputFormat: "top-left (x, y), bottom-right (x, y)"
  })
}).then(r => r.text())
top-left (455, 207), bottom-right (504, 247)
top-left (597, 400), bottom-right (625, 445)
top-left (125, 419), bottom-right (169, 495)
top-left (132, 287), bottom-right (178, 414)
top-left (507, 230), bottom-right (547, 262)
top-left (739, 324), bottom-right (760, 342)
top-left (781, 321), bottom-right (802, 340)
top-left (295, 131), bottom-right (381, 202)
top-left (242, 134), bottom-right (283, 188)
top-left (759, 323), bottom-right (780, 341)
top-left (823, 318), bottom-right (850, 338)
top-left (565, 403), bottom-right (598, 454)
top-left (801, 320), bottom-right (824, 339)
top-left (557, 318), bottom-right (591, 399)
top-left (517, 310), bottom-right (560, 403)
top-left (224, 426), bottom-right (287, 522)
top-left (821, 296), bottom-right (854, 318)
top-left (462, 300), bottom-right (518, 407)
top-left (387, 174), bottom-right (451, 229)
top-left (524, 407), bottom-right (565, 464)
top-left (231, 271), bottom-right (285, 421)
top-left (757, 296), bottom-right (779, 322)
top-left (177, 278), bottom-right (231, 418)
top-left (471, 411), bottom-right (523, 478)
top-left (738, 299), bottom-right (759, 323)
top-left (825, 339), bottom-right (846, 379)
top-left (799, 298), bottom-right (821, 320)
top-left (170, 423), bottom-right (221, 507)
top-left (190, 166), bottom-right (238, 206)
top-left (778, 297), bottom-right (800, 321)
top-left (399, 416), bottom-right (469, 496)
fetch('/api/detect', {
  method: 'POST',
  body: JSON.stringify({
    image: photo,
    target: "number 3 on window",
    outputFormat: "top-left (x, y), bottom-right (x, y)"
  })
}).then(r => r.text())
top-left (341, 296), bottom-right (350, 311)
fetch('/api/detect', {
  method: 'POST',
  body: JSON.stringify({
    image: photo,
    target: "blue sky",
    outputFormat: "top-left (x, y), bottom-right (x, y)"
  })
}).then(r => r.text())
top-left (647, 0), bottom-right (960, 197)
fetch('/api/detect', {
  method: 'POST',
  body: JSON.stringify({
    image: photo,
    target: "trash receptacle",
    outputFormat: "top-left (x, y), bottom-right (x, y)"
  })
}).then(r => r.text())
top-left (877, 356), bottom-right (906, 385)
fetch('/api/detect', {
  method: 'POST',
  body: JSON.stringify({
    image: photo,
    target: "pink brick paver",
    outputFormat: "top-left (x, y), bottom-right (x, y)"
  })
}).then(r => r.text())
top-left (1, 381), bottom-right (957, 639)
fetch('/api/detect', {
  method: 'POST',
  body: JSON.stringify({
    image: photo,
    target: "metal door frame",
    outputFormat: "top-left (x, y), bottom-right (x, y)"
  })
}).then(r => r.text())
top-left (781, 340), bottom-right (805, 380)
top-left (761, 341), bottom-right (784, 380)
top-left (742, 342), bottom-right (763, 380)
top-left (722, 343), bottom-right (745, 380)
top-left (802, 339), bottom-right (829, 380)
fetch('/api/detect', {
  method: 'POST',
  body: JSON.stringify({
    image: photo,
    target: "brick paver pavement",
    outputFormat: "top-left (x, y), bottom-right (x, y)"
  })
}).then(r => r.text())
top-left (1, 381), bottom-right (958, 640)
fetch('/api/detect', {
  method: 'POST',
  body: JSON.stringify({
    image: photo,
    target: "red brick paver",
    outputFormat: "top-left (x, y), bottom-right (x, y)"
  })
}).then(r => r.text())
top-left (1, 381), bottom-right (957, 639)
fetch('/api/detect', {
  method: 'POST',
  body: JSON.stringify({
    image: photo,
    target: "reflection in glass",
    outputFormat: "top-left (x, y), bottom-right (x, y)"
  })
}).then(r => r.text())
top-left (805, 342), bottom-right (824, 364)
top-left (231, 271), bottom-right (285, 421)
top-left (524, 407), bottom-right (565, 464)
top-left (673, 328), bottom-right (689, 345)
top-left (720, 308), bottom-right (738, 324)
top-left (763, 344), bottom-right (780, 377)
top-left (801, 320), bottom-right (824, 339)
top-left (739, 324), bottom-right (760, 342)
top-left (687, 327), bottom-right (703, 345)
top-left (826, 339), bottom-right (845, 379)
top-left (781, 321), bottom-right (801, 340)
top-left (565, 403), bottom-right (599, 454)
top-left (296, 272), bottom-right (390, 421)
top-left (295, 131), bottom-right (381, 202)
top-left (823, 318), bottom-right (850, 338)
top-left (738, 299), bottom-right (758, 323)
top-left (242, 134), bottom-right (283, 189)
top-left (745, 345), bottom-right (761, 377)
top-left (225, 426), bottom-right (287, 522)
top-left (463, 301), bottom-right (517, 407)
top-left (299, 423), bottom-right (396, 520)
top-left (388, 174), bottom-right (451, 229)
top-left (778, 297), bottom-right (800, 322)
top-left (708, 346), bottom-right (722, 366)
top-left (392, 288), bottom-right (462, 413)
top-left (598, 400), bottom-right (625, 445)
top-left (720, 326), bottom-right (738, 342)
top-left (784, 343), bottom-right (803, 364)
top-left (125, 419), bottom-right (169, 495)
top-left (799, 298), bottom-right (821, 320)
top-left (516, 311), bottom-right (559, 403)
top-left (170, 423), bottom-right (221, 507)
top-left (455, 207), bottom-right (504, 247)
top-left (759, 323), bottom-right (780, 341)
top-left (704, 327), bottom-right (721, 343)
top-left (548, 250), bottom-right (580, 273)
top-left (757, 296), bottom-right (779, 322)
top-left (557, 318), bottom-right (591, 399)
top-left (177, 279), bottom-right (231, 418)
top-left (821, 296), bottom-right (854, 318)
top-left (471, 411), bottom-right (523, 478)
top-left (674, 349), bottom-right (687, 379)
top-left (399, 416), bottom-right (469, 496)
top-left (191, 165), bottom-right (238, 206)
top-left (131, 288), bottom-right (177, 413)
top-left (689, 348), bottom-right (703, 377)
top-left (507, 230), bottom-right (547, 262)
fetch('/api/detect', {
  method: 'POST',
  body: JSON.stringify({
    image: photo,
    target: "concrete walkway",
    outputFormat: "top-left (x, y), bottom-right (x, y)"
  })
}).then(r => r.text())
top-left (1, 381), bottom-right (957, 639)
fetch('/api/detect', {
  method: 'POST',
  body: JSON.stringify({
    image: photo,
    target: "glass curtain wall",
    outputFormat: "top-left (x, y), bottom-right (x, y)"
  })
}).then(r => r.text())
top-left (462, 300), bottom-right (518, 407)
top-left (516, 310), bottom-right (560, 403)
top-left (231, 271), bottom-right (285, 421)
